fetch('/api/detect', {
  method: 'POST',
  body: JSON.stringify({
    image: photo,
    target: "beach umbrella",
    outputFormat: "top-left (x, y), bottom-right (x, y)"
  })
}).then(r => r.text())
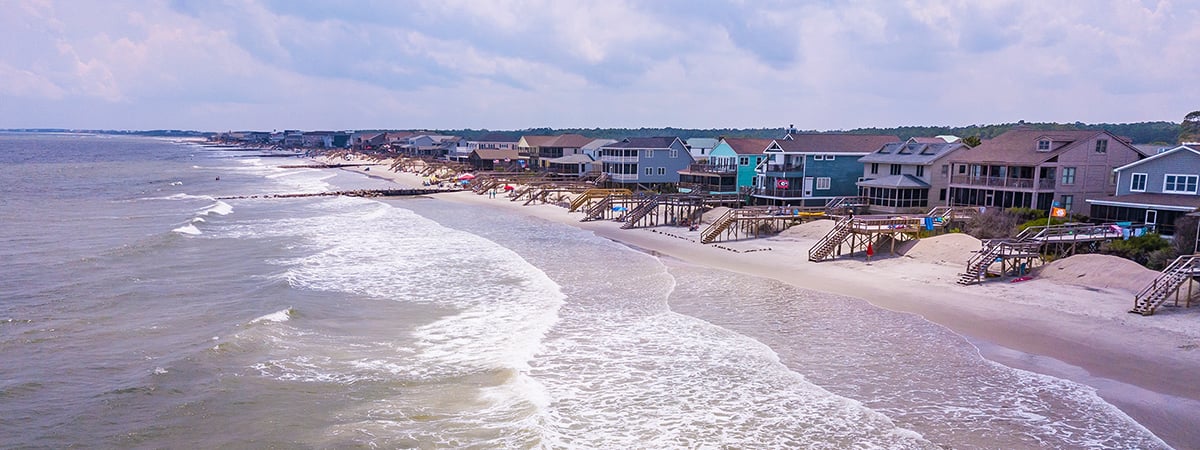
top-left (456, 173), bottom-right (476, 180)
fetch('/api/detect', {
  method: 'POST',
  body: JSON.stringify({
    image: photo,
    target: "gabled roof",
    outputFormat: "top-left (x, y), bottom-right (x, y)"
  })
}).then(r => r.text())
top-left (859, 142), bottom-right (968, 165)
top-left (947, 127), bottom-right (1132, 165)
top-left (856, 174), bottom-right (931, 189)
top-left (544, 154), bottom-right (595, 164)
top-left (1113, 145), bottom-right (1199, 172)
top-left (772, 134), bottom-right (901, 153)
top-left (520, 135), bottom-right (557, 147)
top-left (544, 134), bottom-right (594, 148)
top-left (721, 137), bottom-right (773, 155)
top-left (471, 149), bottom-right (522, 160)
top-left (603, 136), bottom-right (683, 149)
top-left (581, 138), bottom-right (617, 151)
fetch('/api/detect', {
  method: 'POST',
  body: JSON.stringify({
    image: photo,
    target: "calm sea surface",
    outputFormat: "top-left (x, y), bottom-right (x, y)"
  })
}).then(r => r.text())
top-left (0, 134), bottom-right (1167, 448)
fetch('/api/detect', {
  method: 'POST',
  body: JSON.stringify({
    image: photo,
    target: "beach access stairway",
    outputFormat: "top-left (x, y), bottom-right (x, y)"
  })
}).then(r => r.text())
top-left (956, 239), bottom-right (1044, 285)
top-left (807, 216), bottom-right (854, 261)
top-left (569, 189), bottom-right (633, 212)
top-left (581, 194), bottom-right (625, 221)
top-left (621, 195), bottom-right (662, 229)
top-left (1131, 254), bottom-right (1200, 315)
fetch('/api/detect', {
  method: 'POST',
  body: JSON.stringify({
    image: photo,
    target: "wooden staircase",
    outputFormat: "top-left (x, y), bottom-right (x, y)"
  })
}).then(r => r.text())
top-left (620, 196), bottom-right (661, 229)
top-left (807, 216), bottom-right (854, 261)
top-left (472, 178), bottom-right (499, 194)
top-left (580, 195), bottom-right (617, 221)
top-left (957, 240), bottom-right (1006, 285)
top-left (1131, 254), bottom-right (1200, 315)
top-left (568, 189), bottom-right (632, 212)
top-left (700, 209), bottom-right (737, 244)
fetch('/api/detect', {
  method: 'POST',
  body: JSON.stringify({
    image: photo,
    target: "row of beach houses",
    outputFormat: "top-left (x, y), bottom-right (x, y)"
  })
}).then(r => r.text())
top-left (214, 126), bottom-right (1200, 235)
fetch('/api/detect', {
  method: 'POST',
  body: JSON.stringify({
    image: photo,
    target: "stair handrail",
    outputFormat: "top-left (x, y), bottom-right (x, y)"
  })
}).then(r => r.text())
top-left (581, 195), bottom-right (615, 221)
top-left (700, 208), bottom-right (738, 244)
top-left (1132, 254), bottom-right (1200, 314)
top-left (621, 195), bottom-right (662, 227)
top-left (807, 216), bottom-right (853, 261)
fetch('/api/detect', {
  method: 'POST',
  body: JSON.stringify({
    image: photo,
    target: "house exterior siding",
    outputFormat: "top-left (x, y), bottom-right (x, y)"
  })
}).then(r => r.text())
top-left (1114, 149), bottom-right (1200, 196)
top-left (946, 129), bottom-right (1143, 215)
top-left (599, 137), bottom-right (693, 186)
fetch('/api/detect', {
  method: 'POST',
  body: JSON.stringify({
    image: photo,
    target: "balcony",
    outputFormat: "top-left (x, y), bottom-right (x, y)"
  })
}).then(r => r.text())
top-left (761, 163), bottom-right (804, 178)
top-left (678, 182), bottom-right (738, 193)
top-left (681, 163), bottom-right (737, 175)
top-left (749, 186), bottom-right (808, 199)
top-left (601, 155), bottom-right (639, 163)
top-left (609, 173), bottom-right (639, 182)
top-left (950, 175), bottom-right (1056, 190)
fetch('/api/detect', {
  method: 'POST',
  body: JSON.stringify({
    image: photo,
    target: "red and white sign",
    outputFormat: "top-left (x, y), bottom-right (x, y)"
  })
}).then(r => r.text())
top-left (776, 179), bottom-right (790, 189)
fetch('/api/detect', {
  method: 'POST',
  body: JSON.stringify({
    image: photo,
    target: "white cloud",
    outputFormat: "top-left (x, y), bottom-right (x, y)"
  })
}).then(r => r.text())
top-left (0, 0), bottom-right (1197, 131)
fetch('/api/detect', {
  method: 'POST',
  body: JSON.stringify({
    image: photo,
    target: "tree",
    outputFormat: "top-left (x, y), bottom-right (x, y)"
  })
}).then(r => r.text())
top-left (961, 135), bottom-right (982, 147)
top-left (1181, 110), bottom-right (1200, 143)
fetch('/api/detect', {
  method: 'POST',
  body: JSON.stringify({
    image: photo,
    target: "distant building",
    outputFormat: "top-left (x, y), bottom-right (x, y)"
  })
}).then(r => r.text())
top-left (752, 133), bottom-right (900, 206)
top-left (857, 138), bottom-right (970, 214)
top-left (599, 137), bottom-right (693, 189)
top-left (945, 127), bottom-right (1145, 215)
top-left (680, 137), bottom-right (770, 194)
top-left (1087, 145), bottom-right (1200, 234)
top-left (685, 138), bottom-right (719, 162)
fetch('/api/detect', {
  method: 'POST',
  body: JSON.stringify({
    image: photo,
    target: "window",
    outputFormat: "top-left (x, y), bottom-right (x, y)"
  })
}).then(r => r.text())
top-left (826, 155), bottom-right (835, 161)
top-left (1062, 195), bottom-right (1073, 212)
top-left (1061, 167), bottom-right (1076, 185)
top-left (1038, 140), bottom-right (1051, 151)
top-left (657, 167), bottom-right (665, 175)
top-left (890, 164), bottom-right (902, 175)
top-left (739, 156), bottom-right (749, 165)
top-left (814, 154), bottom-right (824, 161)
top-left (916, 166), bottom-right (925, 177)
top-left (643, 149), bottom-right (652, 158)
top-left (816, 177), bottom-right (831, 190)
top-left (1130, 173), bottom-right (1147, 192)
top-left (669, 150), bottom-right (678, 158)
top-left (939, 189), bottom-right (946, 201)
top-left (870, 163), bottom-right (879, 174)
top-left (1164, 174), bottom-right (1199, 193)
top-left (1095, 139), bottom-right (1108, 153)
top-left (941, 164), bottom-right (948, 175)
top-left (644, 167), bottom-right (652, 175)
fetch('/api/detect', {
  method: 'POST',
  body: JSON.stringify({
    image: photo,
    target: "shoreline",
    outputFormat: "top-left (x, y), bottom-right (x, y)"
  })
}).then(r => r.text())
top-left (321, 157), bottom-right (1199, 448)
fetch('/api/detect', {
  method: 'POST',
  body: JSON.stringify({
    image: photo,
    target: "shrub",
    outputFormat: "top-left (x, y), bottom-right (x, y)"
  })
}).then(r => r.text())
top-left (1101, 233), bottom-right (1174, 267)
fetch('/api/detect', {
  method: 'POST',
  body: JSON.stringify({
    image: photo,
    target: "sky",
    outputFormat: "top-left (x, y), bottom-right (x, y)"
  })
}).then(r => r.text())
top-left (1, 0), bottom-right (1197, 132)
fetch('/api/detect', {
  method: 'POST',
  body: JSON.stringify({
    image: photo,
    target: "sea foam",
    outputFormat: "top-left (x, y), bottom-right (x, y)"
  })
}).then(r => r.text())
top-left (250, 308), bottom-right (294, 324)
top-left (172, 224), bottom-right (201, 235)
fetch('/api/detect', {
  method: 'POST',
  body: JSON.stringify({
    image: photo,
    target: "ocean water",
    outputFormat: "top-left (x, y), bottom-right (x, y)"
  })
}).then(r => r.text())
top-left (0, 134), bottom-right (1168, 448)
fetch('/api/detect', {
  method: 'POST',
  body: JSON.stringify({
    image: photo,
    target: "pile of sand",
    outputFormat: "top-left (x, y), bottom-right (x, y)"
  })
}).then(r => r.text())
top-left (902, 233), bottom-right (982, 264)
top-left (702, 207), bottom-right (731, 223)
top-left (1035, 253), bottom-right (1161, 293)
top-left (776, 219), bottom-right (837, 240)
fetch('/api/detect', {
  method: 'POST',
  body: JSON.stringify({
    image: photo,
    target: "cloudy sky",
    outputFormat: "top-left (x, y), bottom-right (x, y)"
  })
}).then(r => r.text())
top-left (1, 0), bottom-right (1197, 132)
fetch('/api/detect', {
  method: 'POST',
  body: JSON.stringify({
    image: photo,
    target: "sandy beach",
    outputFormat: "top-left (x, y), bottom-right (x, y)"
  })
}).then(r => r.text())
top-left (327, 156), bottom-right (1200, 448)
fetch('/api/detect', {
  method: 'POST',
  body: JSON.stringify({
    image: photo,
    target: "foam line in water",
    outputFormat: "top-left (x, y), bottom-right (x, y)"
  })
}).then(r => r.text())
top-left (172, 224), bottom-right (201, 235)
top-left (201, 200), bottom-right (233, 216)
top-left (250, 307), bottom-right (295, 324)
